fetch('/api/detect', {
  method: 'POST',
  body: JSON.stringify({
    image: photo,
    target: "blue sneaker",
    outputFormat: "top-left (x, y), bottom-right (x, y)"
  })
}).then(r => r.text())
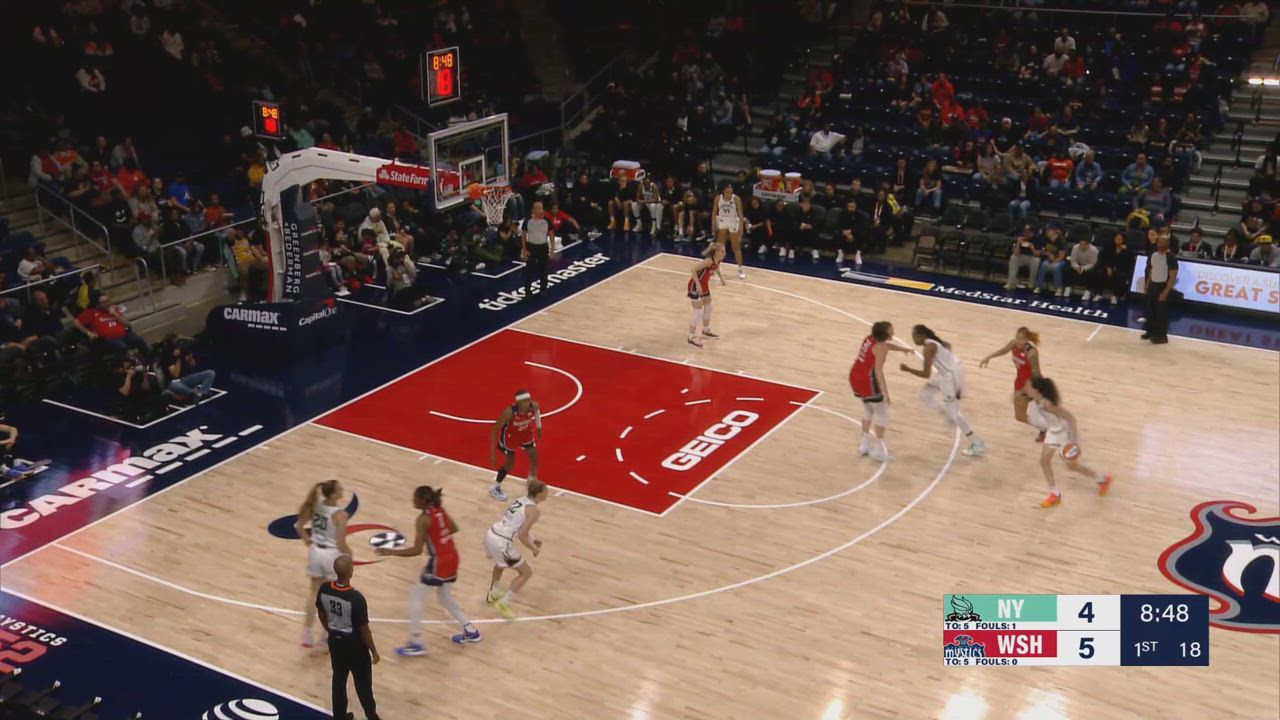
top-left (395, 641), bottom-right (427, 657)
top-left (489, 485), bottom-right (508, 501)
top-left (451, 628), bottom-right (482, 644)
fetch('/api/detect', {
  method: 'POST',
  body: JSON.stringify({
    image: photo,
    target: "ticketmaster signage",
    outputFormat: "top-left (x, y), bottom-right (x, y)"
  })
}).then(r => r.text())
top-left (477, 253), bottom-right (611, 310)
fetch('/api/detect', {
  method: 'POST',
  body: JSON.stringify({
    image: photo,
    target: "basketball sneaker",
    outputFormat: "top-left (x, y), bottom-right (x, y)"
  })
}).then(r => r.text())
top-left (836, 249), bottom-right (845, 266)
top-left (702, 329), bottom-right (719, 338)
top-left (1039, 492), bottom-right (1062, 508)
top-left (855, 250), bottom-right (863, 267)
top-left (1097, 473), bottom-right (1114, 496)
top-left (489, 596), bottom-right (516, 619)
top-left (687, 336), bottom-right (703, 348)
top-left (869, 448), bottom-right (890, 463)
top-left (858, 438), bottom-right (871, 456)
top-left (737, 267), bottom-right (745, 280)
top-left (452, 628), bottom-right (482, 644)
top-left (396, 641), bottom-right (427, 657)
top-left (489, 485), bottom-right (508, 501)
top-left (962, 440), bottom-right (986, 457)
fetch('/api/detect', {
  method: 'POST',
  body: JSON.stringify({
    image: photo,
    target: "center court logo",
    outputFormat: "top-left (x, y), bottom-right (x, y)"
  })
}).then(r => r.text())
top-left (660, 410), bottom-right (759, 471)
top-left (477, 253), bottom-right (612, 310)
top-left (1158, 501), bottom-right (1280, 633)
top-left (266, 495), bottom-right (403, 566)
top-left (203, 699), bottom-right (279, 720)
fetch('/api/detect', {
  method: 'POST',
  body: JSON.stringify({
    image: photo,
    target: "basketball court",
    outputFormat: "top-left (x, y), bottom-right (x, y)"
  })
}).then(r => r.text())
top-left (1, 253), bottom-right (1276, 719)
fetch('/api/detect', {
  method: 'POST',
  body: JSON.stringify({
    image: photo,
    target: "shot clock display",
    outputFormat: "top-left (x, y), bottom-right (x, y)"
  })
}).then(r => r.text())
top-left (424, 46), bottom-right (462, 107)
top-left (253, 100), bottom-right (285, 141)
top-left (942, 594), bottom-right (1209, 667)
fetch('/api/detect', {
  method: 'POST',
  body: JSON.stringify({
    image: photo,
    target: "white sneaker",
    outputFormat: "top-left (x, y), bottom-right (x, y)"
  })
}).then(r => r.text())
top-left (854, 251), bottom-right (863, 266)
top-left (1110, 296), bottom-right (1119, 305)
top-left (334, 287), bottom-right (351, 297)
top-left (811, 249), bottom-right (820, 260)
top-left (962, 440), bottom-right (986, 457)
top-left (836, 249), bottom-right (845, 265)
top-left (858, 441), bottom-right (871, 456)
top-left (1033, 287), bottom-right (1043, 295)
top-left (489, 485), bottom-right (508, 501)
top-left (787, 249), bottom-right (796, 260)
top-left (475, 262), bottom-right (487, 271)
top-left (737, 267), bottom-right (745, 279)
top-left (1053, 287), bottom-right (1063, 297)
top-left (870, 449), bottom-right (890, 463)
top-left (757, 244), bottom-right (767, 255)
top-left (777, 246), bottom-right (787, 257)
top-left (1081, 290), bottom-right (1092, 302)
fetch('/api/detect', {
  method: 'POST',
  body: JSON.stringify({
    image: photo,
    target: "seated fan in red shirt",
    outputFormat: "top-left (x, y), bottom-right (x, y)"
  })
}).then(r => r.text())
top-left (73, 290), bottom-right (150, 354)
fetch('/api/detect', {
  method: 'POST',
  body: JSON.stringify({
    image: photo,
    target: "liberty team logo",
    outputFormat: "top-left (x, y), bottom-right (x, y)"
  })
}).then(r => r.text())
top-left (943, 635), bottom-right (986, 658)
top-left (945, 595), bottom-right (982, 622)
top-left (1158, 501), bottom-right (1280, 633)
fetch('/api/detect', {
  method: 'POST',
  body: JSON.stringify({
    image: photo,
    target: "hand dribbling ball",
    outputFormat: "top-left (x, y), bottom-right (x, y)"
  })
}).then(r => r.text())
top-left (1060, 443), bottom-right (1081, 461)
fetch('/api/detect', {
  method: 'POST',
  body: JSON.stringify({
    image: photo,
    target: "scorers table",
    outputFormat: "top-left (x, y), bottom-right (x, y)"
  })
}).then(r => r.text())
top-left (942, 594), bottom-right (1210, 666)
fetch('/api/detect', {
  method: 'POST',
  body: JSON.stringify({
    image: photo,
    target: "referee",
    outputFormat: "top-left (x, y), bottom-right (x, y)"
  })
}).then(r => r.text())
top-left (316, 555), bottom-right (381, 720)
top-left (522, 200), bottom-right (555, 299)
top-left (1141, 230), bottom-right (1178, 345)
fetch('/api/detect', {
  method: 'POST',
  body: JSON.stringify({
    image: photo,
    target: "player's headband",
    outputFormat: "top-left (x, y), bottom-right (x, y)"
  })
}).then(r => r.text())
top-left (515, 392), bottom-right (531, 401)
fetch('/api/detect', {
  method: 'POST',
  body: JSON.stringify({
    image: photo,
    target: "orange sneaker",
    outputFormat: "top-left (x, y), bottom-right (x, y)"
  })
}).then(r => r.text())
top-left (1039, 492), bottom-right (1062, 508)
top-left (1098, 473), bottom-right (1113, 496)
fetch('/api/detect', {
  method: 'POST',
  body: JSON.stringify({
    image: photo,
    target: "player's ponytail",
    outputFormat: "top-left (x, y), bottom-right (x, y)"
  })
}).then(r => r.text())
top-left (1017, 326), bottom-right (1041, 345)
top-left (414, 484), bottom-right (443, 508)
top-left (298, 482), bottom-right (325, 525)
top-left (913, 324), bottom-right (949, 349)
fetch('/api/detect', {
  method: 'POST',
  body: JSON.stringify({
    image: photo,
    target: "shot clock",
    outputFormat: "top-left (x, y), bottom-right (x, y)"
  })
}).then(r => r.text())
top-left (252, 100), bottom-right (285, 141)
top-left (942, 594), bottom-right (1209, 667)
top-left (424, 46), bottom-right (462, 107)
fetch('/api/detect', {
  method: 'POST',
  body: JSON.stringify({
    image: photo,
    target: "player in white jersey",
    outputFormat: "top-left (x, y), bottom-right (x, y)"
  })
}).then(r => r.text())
top-left (483, 479), bottom-right (549, 618)
top-left (1024, 377), bottom-right (1114, 508)
top-left (713, 182), bottom-right (747, 278)
top-left (632, 175), bottom-right (663, 234)
top-left (900, 325), bottom-right (984, 457)
top-left (295, 479), bottom-right (352, 648)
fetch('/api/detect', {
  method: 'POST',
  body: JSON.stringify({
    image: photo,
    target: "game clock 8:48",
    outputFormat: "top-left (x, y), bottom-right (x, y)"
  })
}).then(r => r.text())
top-left (1120, 594), bottom-right (1210, 666)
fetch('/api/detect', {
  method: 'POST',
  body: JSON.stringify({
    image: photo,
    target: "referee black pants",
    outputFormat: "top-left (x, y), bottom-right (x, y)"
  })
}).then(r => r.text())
top-left (329, 639), bottom-right (377, 719)
top-left (1144, 280), bottom-right (1170, 340)
top-left (524, 243), bottom-right (550, 297)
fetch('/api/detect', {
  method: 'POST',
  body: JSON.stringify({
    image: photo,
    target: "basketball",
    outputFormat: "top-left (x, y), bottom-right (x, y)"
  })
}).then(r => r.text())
top-left (467, 182), bottom-right (484, 201)
top-left (1060, 443), bottom-right (1081, 461)
top-left (368, 531), bottom-right (406, 549)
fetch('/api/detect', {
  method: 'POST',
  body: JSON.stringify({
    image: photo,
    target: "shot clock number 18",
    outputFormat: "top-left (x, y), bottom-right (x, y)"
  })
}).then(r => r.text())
top-left (425, 46), bottom-right (462, 107)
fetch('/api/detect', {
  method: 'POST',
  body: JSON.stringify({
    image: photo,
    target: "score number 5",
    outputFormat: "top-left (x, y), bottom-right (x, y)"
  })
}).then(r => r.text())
top-left (0, 628), bottom-right (47, 672)
top-left (1077, 601), bottom-right (1095, 659)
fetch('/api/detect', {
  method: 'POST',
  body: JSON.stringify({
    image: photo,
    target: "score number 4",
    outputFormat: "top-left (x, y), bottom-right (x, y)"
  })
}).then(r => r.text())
top-left (0, 628), bottom-right (46, 672)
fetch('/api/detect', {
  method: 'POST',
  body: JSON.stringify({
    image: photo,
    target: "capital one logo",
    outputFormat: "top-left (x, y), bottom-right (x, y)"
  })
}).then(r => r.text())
top-left (1158, 501), bottom-right (1280, 633)
top-left (660, 410), bottom-right (759, 471)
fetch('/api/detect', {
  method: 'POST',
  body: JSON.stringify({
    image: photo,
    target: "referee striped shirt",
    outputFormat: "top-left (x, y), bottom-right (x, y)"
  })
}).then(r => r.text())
top-left (524, 217), bottom-right (551, 246)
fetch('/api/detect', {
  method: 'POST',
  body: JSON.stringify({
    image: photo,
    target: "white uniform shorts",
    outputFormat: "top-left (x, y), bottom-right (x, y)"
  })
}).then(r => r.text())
top-left (308, 544), bottom-right (341, 580)
top-left (715, 216), bottom-right (740, 234)
top-left (484, 529), bottom-right (525, 568)
top-left (1028, 404), bottom-right (1071, 447)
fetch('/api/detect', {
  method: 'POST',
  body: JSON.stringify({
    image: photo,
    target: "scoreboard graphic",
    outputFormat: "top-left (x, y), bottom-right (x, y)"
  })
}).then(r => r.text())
top-left (942, 594), bottom-right (1210, 666)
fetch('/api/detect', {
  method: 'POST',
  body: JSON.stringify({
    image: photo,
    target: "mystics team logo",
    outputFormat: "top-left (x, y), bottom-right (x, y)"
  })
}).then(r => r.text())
top-left (266, 494), bottom-right (403, 566)
top-left (945, 595), bottom-right (982, 622)
top-left (943, 635), bottom-right (986, 658)
top-left (1158, 501), bottom-right (1280, 633)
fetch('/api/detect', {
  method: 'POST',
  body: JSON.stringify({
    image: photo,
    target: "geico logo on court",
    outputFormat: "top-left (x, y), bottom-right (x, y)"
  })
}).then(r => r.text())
top-left (660, 410), bottom-right (759, 471)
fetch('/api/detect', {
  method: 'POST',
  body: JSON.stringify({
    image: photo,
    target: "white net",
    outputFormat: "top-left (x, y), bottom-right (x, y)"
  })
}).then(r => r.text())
top-left (479, 185), bottom-right (513, 226)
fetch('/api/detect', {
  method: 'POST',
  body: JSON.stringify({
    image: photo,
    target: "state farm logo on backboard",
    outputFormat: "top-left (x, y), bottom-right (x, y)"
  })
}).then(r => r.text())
top-left (376, 163), bottom-right (432, 189)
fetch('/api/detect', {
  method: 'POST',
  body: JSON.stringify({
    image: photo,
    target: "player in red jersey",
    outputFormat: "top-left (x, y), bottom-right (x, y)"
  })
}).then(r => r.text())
top-left (979, 326), bottom-right (1046, 440)
top-left (849, 321), bottom-right (913, 461)
top-left (489, 390), bottom-right (542, 501)
top-left (378, 485), bottom-right (481, 654)
top-left (686, 241), bottom-right (727, 347)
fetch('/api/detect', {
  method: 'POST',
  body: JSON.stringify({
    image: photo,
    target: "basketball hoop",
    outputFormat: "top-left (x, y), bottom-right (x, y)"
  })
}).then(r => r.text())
top-left (469, 183), bottom-right (513, 226)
